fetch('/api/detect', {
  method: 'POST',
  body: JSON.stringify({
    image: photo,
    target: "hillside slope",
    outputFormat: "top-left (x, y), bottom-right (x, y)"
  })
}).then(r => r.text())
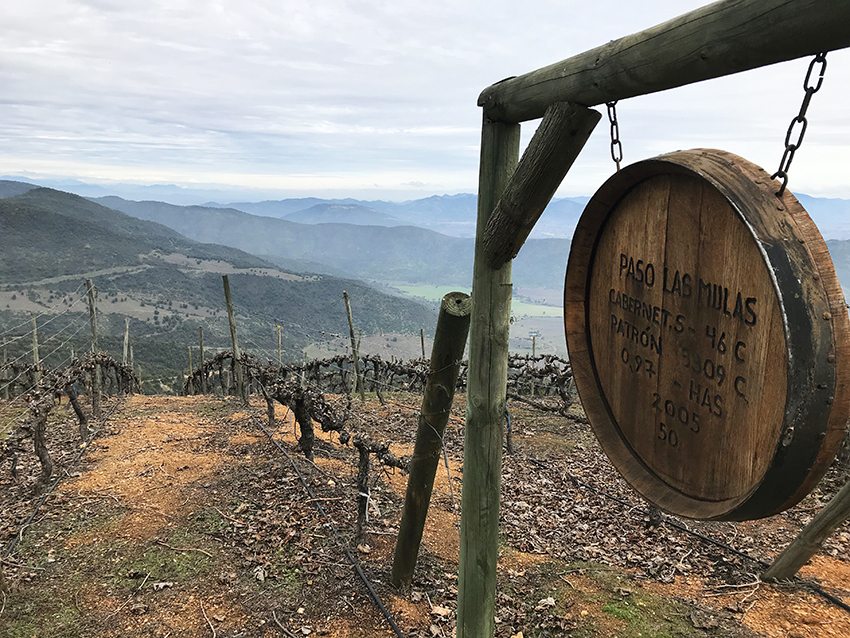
top-left (0, 187), bottom-right (436, 387)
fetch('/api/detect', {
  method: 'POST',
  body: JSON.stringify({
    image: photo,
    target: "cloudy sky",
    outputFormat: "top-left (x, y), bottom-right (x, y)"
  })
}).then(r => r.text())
top-left (2, 0), bottom-right (849, 202)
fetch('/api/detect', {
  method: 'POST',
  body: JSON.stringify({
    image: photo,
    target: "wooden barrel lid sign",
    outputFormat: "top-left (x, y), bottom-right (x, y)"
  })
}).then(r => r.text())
top-left (564, 149), bottom-right (850, 521)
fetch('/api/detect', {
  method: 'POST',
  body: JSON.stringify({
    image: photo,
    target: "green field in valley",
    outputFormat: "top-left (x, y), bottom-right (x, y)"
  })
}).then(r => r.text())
top-left (393, 283), bottom-right (563, 318)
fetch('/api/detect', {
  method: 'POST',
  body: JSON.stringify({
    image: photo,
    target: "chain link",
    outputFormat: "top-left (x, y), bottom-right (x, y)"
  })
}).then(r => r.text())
top-left (771, 52), bottom-right (827, 197)
top-left (606, 101), bottom-right (623, 171)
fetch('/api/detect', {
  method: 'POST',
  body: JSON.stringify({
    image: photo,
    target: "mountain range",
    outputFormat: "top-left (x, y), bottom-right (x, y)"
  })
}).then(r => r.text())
top-left (89, 195), bottom-right (571, 290)
top-left (4, 175), bottom-right (850, 389)
top-left (0, 182), bottom-right (437, 390)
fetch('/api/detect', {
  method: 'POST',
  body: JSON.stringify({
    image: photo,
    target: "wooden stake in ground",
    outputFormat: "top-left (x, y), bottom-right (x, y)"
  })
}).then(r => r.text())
top-left (198, 326), bottom-right (206, 394)
top-left (530, 335), bottom-right (536, 396)
top-left (420, 328), bottom-right (426, 359)
top-left (277, 325), bottom-right (282, 367)
top-left (31, 312), bottom-right (40, 384)
top-left (222, 275), bottom-right (246, 404)
top-left (392, 292), bottom-right (471, 588)
top-left (122, 317), bottom-right (130, 365)
top-left (86, 278), bottom-right (101, 418)
top-left (764, 480), bottom-right (850, 581)
top-left (3, 344), bottom-right (8, 400)
top-left (187, 346), bottom-right (194, 395)
top-left (343, 291), bottom-right (365, 401)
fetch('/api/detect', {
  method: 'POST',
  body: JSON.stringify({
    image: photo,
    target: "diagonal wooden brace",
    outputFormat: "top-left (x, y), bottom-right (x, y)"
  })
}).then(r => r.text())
top-left (482, 102), bottom-right (600, 268)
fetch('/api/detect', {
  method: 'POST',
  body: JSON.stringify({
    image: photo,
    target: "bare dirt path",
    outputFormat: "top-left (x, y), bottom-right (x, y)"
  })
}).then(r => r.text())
top-left (1, 393), bottom-right (850, 638)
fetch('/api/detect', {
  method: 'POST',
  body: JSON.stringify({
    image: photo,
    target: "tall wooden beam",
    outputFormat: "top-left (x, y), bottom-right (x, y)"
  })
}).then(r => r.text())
top-left (457, 116), bottom-right (520, 638)
top-left (478, 0), bottom-right (850, 124)
top-left (482, 102), bottom-right (600, 267)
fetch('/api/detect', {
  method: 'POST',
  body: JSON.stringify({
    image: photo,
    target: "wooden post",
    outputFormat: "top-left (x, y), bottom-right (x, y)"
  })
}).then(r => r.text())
top-left (31, 312), bottom-right (40, 384)
top-left (129, 345), bottom-right (134, 368)
top-left (355, 441), bottom-right (371, 543)
top-left (420, 328), bottom-right (426, 359)
top-left (86, 278), bottom-right (101, 418)
top-left (764, 481), bottom-right (850, 581)
top-left (457, 117), bottom-right (520, 638)
top-left (301, 351), bottom-right (307, 388)
top-left (343, 291), bottom-right (365, 401)
top-left (277, 325), bottom-right (282, 367)
top-left (392, 292), bottom-right (472, 588)
top-left (187, 346), bottom-right (194, 395)
top-left (222, 275), bottom-right (246, 404)
top-left (199, 327), bottom-right (206, 394)
top-left (531, 335), bottom-right (536, 396)
top-left (122, 317), bottom-right (130, 365)
top-left (3, 344), bottom-right (8, 400)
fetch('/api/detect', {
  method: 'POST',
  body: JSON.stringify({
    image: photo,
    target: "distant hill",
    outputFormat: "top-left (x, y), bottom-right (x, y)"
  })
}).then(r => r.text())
top-left (93, 195), bottom-right (571, 289)
top-left (217, 193), bottom-right (585, 239)
top-left (285, 203), bottom-right (403, 226)
top-left (0, 186), bottom-right (436, 389)
top-left (0, 180), bottom-right (37, 199)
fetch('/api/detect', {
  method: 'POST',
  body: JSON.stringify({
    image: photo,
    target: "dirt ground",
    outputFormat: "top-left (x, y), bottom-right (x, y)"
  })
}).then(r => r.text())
top-left (2, 393), bottom-right (850, 637)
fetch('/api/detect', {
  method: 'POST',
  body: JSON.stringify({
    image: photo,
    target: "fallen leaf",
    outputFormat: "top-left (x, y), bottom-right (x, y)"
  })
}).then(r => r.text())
top-left (152, 582), bottom-right (174, 591)
top-left (535, 597), bottom-right (556, 610)
top-left (431, 605), bottom-right (451, 617)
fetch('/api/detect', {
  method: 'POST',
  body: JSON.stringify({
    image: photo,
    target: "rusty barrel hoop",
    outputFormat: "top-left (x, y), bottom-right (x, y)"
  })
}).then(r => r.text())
top-left (564, 149), bottom-right (850, 521)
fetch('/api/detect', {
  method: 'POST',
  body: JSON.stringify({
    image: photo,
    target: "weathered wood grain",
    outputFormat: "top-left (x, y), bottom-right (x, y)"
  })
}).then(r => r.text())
top-left (479, 0), bottom-right (850, 123)
top-left (565, 149), bottom-right (849, 520)
top-left (764, 479), bottom-right (850, 580)
top-left (392, 292), bottom-right (471, 589)
top-left (458, 116), bottom-right (520, 638)
top-left (482, 102), bottom-right (600, 267)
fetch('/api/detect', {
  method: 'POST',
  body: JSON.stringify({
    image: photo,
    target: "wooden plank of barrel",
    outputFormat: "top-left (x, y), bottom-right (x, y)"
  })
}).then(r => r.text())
top-left (564, 149), bottom-right (850, 521)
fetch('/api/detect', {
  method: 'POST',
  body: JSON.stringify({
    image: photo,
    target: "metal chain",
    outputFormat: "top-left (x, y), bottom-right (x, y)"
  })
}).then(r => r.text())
top-left (771, 52), bottom-right (828, 197)
top-left (606, 101), bottom-right (623, 171)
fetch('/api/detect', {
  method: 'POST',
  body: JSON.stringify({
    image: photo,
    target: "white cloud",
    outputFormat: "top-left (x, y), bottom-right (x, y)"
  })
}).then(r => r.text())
top-left (1, 0), bottom-right (849, 199)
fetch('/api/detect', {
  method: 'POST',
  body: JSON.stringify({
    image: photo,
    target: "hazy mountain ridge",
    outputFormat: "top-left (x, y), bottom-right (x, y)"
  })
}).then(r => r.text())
top-left (0, 184), bottom-right (437, 384)
top-left (284, 203), bottom-right (404, 226)
top-left (90, 194), bottom-right (570, 289)
top-left (220, 192), bottom-right (587, 238)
